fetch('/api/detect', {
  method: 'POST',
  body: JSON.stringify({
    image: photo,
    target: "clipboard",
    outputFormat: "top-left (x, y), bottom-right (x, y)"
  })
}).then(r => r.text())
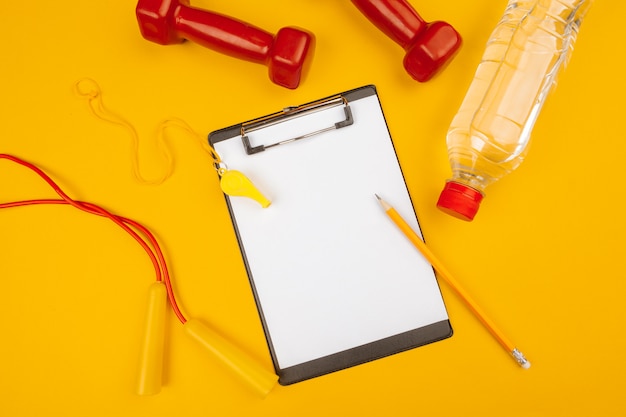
top-left (208, 85), bottom-right (452, 385)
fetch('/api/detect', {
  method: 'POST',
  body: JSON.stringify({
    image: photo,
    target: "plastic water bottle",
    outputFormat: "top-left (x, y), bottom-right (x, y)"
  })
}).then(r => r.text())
top-left (436, 0), bottom-right (592, 221)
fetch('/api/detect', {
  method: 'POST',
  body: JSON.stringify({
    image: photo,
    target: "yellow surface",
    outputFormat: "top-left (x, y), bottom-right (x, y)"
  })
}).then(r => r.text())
top-left (1, 1), bottom-right (624, 416)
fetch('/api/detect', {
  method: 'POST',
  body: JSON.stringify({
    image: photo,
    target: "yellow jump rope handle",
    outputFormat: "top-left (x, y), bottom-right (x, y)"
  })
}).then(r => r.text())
top-left (184, 319), bottom-right (278, 397)
top-left (136, 282), bottom-right (168, 395)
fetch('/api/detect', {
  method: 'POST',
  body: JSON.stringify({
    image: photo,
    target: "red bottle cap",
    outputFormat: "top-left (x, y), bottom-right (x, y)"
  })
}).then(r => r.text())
top-left (437, 181), bottom-right (484, 221)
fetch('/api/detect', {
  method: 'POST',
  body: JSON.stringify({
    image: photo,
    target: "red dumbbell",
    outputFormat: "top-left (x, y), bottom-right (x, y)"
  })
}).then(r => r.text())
top-left (135, 0), bottom-right (315, 89)
top-left (351, 0), bottom-right (461, 82)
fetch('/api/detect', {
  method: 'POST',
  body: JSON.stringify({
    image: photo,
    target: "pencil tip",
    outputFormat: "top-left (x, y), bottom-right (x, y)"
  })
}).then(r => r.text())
top-left (375, 193), bottom-right (381, 200)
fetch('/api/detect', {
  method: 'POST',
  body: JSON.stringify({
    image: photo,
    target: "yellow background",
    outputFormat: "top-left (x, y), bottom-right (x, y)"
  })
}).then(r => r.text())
top-left (1, 1), bottom-right (624, 416)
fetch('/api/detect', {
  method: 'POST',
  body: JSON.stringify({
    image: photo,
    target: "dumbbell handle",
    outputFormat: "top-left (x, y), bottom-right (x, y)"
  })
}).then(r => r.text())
top-left (351, 0), bottom-right (427, 49)
top-left (174, 5), bottom-right (274, 64)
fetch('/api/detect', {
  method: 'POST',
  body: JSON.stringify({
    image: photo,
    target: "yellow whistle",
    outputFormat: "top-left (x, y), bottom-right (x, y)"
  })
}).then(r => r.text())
top-left (220, 170), bottom-right (271, 208)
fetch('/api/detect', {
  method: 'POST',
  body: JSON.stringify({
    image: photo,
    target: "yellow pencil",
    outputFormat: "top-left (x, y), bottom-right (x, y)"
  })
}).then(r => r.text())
top-left (375, 194), bottom-right (530, 369)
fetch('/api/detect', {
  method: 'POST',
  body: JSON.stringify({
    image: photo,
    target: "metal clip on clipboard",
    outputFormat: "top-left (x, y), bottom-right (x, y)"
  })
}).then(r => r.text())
top-left (241, 95), bottom-right (354, 155)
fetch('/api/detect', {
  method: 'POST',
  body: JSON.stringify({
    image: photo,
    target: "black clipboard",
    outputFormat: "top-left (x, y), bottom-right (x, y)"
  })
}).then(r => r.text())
top-left (209, 85), bottom-right (452, 385)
